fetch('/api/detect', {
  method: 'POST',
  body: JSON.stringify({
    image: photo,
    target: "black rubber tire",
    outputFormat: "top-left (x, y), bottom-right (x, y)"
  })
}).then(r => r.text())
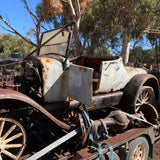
top-left (121, 74), bottom-right (159, 114)
top-left (95, 151), bottom-right (120, 160)
top-left (126, 136), bottom-right (149, 160)
top-left (104, 152), bottom-right (120, 160)
top-left (133, 86), bottom-right (155, 113)
top-left (118, 149), bottom-right (127, 160)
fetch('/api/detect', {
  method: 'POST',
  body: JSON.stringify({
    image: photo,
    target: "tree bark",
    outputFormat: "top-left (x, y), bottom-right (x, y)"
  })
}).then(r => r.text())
top-left (90, 36), bottom-right (98, 55)
top-left (73, 24), bottom-right (83, 56)
top-left (67, 0), bottom-right (83, 56)
top-left (154, 36), bottom-right (158, 64)
top-left (121, 29), bottom-right (131, 65)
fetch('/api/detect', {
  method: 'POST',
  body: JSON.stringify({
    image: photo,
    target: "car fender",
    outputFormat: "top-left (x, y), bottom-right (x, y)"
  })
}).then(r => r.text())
top-left (122, 74), bottom-right (159, 107)
top-left (0, 89), bottom-right (70, 130)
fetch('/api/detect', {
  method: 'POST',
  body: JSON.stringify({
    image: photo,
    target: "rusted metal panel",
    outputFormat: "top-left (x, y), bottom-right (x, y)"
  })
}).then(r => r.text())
top-left (69, 64), bottom-right (93, 106)
top-left (93, 91), bottom-right (123, 108)
top-left (74, 127), bottom-right (155, 160)
top-left (38, 56), bottom-right (93, 105)
top-left (96, 57), bottom-right (147, 93)
top-left (39, 56), bottom-right (69, 103)
top-left (0, 89), bottom-right (70, 130)
top-left (69, 91), bottom-right (123, 109)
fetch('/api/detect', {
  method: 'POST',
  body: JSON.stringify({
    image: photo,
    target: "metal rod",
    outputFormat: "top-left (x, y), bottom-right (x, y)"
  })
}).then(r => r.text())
top-left (26, 127), bottom-right (80, 160)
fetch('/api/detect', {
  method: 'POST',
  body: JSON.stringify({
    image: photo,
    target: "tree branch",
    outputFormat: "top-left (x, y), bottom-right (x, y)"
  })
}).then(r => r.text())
top-left (20, 0), bottom-right (37, 26)
top-left (0, 15), bottom-right (37, 46)
top-left (20, 0), bottom-right (47, 31)
top-left (0, 24), bottom-right (15, 34)
top-left (68, 0), bottom-right (76, 20)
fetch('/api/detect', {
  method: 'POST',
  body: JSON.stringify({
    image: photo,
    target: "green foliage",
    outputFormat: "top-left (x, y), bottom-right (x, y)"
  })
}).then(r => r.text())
top-left (0, 33), bottom-right (35, 58)
top-left (83, 43), bottom-right (111, 56)
top-left (26, 27), bottom-right (37, 39)
top-left (129, 46), bottom-right (154, 67)
top-left (33, 0), bottom-right (158, 60)
top-left (79, 0), bottom-right (156, 57)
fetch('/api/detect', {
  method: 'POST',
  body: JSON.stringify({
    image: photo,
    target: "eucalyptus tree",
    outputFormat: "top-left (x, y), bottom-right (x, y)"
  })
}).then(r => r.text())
top-left (0, 33), bottom-right (34, 57)
top-left (92, 0), bottom-right (156, 64)
top-left (119, 0), bottom-right (156, 64)
top-left (41, 0), bottom-right (92, 56)
top-left (145, 2), bottom-right (160, 64)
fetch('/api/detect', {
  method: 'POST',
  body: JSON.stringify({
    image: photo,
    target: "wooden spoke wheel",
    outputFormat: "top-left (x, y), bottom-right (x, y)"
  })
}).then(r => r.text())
top-left (134, 86), bottom-right (155, 113)
top-left (0, 117), bottom-right (26, 160)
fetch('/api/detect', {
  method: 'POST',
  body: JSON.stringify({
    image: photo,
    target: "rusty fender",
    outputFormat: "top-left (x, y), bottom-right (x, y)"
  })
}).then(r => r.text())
top-left (0, 89), bottom-right (70, 130)
top-left (122, 74), bottom-right (159, 106)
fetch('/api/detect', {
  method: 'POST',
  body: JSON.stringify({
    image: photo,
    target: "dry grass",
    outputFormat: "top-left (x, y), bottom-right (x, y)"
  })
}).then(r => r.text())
top-left (41, 0), bottom-right (91, 19)
top-left (41, 0), bottom-right (63, 18)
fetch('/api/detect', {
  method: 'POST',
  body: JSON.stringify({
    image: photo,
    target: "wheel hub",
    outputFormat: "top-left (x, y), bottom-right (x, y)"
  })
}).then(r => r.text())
top-left (132, 144), bottom-right (145, 160)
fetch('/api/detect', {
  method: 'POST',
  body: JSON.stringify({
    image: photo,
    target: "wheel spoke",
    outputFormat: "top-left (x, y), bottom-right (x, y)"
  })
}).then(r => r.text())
top-left (2, 149), bottom-right (16, 159)
top-left (5, 144), bottom-right (23, 149)
top-left (137, 97), bottom-right (142, 103)
top-left (5, 133), bottom-right (23, 143)
top-left (142, 91), bottom-right (146, 99)
top-left (143, 92), bottom-right (149, 100)
top-left (140, 93), bottom-right (143, 101)
top-left (0, 120), bottom-right (5, 137)
top-left (135, 103), bottom-right (142, 106)
top-left (136, 90), bottom-right (152, 113)
top-left (2, 124), bottom-right (16, 140)
top-left (0, 154), bottom-right (2, 160)
top-left (141, 115), bottom-right (147, 121)
top-left (135, 106), bottom-right (141, 113)
top-left (144, 97), bottom-right (149, 103)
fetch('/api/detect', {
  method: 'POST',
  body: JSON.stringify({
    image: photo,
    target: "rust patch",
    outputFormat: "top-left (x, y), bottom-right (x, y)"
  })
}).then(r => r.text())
top-left (0, 88), bottom-right (71, 130)
top-left (46, 59), bottom-right (50, 63)
top-left (79, 67), bottom-right (87, 72)
top-left (115, 67), bottom-right (120, 71)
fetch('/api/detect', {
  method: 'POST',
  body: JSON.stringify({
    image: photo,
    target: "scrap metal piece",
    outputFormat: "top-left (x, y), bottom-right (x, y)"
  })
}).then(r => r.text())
top-left (109, 110), bottom-right (157, 129)
top-left (69, 64), bottom-right (93, 106)
top-left (0, 89), bottom-right (71, 130)
top-left (65, 108), bottom-right (90, 149)
top-left (137, 104), bottom-right (159, 124)
top-left (26, 128), bottom-right (80, 160)
top-left (92, 110), bottom-right (130, 136)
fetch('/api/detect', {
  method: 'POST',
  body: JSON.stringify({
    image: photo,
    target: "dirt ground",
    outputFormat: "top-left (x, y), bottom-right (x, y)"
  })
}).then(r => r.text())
top-left (148, 94), bottom-right (160, 160)
top-left (148, 139), bottom-right (160, 160)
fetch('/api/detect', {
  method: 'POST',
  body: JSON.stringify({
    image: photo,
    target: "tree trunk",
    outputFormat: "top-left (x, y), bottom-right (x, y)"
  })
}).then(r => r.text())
top-left (90, 36), bottom-right (98, 55)
top-left (155, 36), bottom-right (158, 64)
top-left (121, 30), bottom-right (131, 65)
top-left (67, 0), bottom-right (82, 56)
top-left (73, 24), bottom-right (82, 56)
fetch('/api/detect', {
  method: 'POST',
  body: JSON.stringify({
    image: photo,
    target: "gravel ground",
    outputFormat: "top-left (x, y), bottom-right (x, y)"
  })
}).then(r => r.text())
top-left (148, 137), bottom-right (160, 160)
top-left (148, 92), bottom-right (160, 160)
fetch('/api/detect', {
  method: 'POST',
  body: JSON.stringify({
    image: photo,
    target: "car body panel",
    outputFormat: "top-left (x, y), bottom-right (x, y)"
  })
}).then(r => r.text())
top-left (68, 64), bottom-right (93, 106)
top-left (96, 57), bottom-right (147, 93)
top-left (38, 56), bottom-right (93, 105)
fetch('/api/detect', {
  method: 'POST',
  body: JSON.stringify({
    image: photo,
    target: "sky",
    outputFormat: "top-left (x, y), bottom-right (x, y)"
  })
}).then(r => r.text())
top-left (0, 0), bottom-right (41, 40)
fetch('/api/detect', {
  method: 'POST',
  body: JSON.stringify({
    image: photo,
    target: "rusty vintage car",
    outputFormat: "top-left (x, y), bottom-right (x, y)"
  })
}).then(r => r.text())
top-left (0, 23), bottom-right (159, 159)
